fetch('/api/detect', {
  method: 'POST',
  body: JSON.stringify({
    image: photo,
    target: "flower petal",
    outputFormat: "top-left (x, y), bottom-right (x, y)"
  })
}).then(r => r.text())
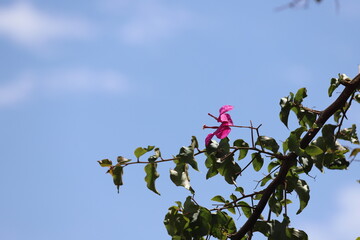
top-left (219, 105), bottom-right (233, 115)
top-left (218, 113), bottom-right (233, 124)
top-left (214, 125), bottom-right (231, 139)
top-left (205, 133), bottom-right (215, 145)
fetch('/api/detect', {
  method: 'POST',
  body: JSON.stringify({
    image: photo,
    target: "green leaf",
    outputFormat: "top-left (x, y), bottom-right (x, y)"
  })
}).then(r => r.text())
top-left (327, 157), bottom-right (349, 170)
top-left (217, 154), bottom-right (241, 184)
top-left (144, 163), bottom-right (160, 195)
top-left (252, 152), bottom-right (264, 172)
top-left (227, 206), bottom-right (236, 215)
top-left (176, 146), bottom-right (198, 171)
top-left (190, 207), bottom-right (212, 237)
top-left (154, 148), bottom-right (161, 158)
top-left (322, 124), bottom-right (337, 148)
top-left (176, 137), bottom-right (200, 171)
top-left (286, 226), bottom-right (308, 240)
top-left (230, 194), bottom-right (237, 201)
top-left (333, 109), bottom-right (342, 123)
top-left (298, 156), bottom-right (313, 174)
top-left (110, 165), bottom-right (123, 193)
top-left (209, 138), bottom-right (241, 184)
top-left (206, 166), bottom-right (219, 179)
top-left (280, 199), bottom-right (292, 206)
top-left (328, 76), bottom-right (340, 97)
top-left (287, 127), bottom-right (306, 155)
top-left (97, 159), bottom-right (112, 167)
top-left (254, 221), bottom-right (271, 237)
top-left (233, 139), bottom-right (249, 160)
top-left (268, 161), bottom-right (280, 173)
top-left (337, 124), bottom-right (359, 144)
top-left (211, 211), bottom-right (236, 239)
top-left (350, 148), bottom-right (360, 158)
top-left (269, 194), bottom-right (282, 216)
top-left (211, 195), bottom-right (226, 203)
top-left (184, 196), bottom-right (199, 214)
top-left (305, 145), bottom-right (324, 156)
top-left (164, 205), bottom-right (190, 237)
top-left (235, 187), bottom-right (244, 194)
top-left (294, 88), bottom-right (307, 104)
top-left (191, 136), bottom-right (199, 149)
top-left (238, 201), bottom-right (252, 218)
top-left (294, 179), bottom-right (310, 214)
top-left (279, 97), bottom-right (292, 128)
top-left (117, 156), bottom-right (131, 164)
top-left (260, 174), bottom-right (272, 187)
top-left (170, 163), bottom-right (195, 194)
top-left (217, 137), bottom-right (231, 158)
top-left (134, 146), bottom-right (155, 159)
top-left (354, 94), bottom-right (360, 104)
top-left (256, 136), bottom-right (280, 153)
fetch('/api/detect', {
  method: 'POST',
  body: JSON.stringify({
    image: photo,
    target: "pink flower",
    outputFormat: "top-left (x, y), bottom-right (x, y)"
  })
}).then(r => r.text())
top-left (204, 105), bottom-right (234, 145)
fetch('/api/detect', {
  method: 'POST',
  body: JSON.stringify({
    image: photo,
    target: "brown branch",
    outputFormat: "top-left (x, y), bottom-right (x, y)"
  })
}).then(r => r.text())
top-left (229, 73), bottom-right (360, 240)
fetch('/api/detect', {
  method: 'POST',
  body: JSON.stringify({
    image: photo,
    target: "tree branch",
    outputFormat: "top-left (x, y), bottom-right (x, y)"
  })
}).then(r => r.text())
top-left (229, 73), bottom-right (360, 240)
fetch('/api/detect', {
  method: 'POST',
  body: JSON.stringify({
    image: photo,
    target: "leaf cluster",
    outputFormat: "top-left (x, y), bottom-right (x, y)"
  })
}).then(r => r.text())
top-left (98, 73), bottom-right (360, 239)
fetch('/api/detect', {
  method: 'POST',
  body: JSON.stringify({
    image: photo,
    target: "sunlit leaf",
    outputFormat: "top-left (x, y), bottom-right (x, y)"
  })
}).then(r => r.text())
top-left (354, 94), bottom-right (360, 103)
top-left (97, 159), bottom-right (112, 167)
top-left (294, 179), bottom-right (310, 214)
top-left (144, 163), bottom-right (160, 195)
top-left (305, 145), bottom-right (323, 156)
top-left (211, 195), bottom-right (226, 203)
top-left (294, 88), bottom-right (307, 104)
top-left (134, 146), bottom-right (155, 159)
top-left (337, 124), bottom-right (359, 144)
top-left (350, 148), bottom-right (360, 158)
top-left (191, 136), bottom-right (199, 149)
top-left (108, 165), bottom-right (123, 193)
top-left (117, 156), bottom-right (131, 164)
top-left (279, 97), bottom-right (292, 128)
top-left (238, 201), bottom-right (252, 218)
top-left (328, 76), bottom-right (341, 97)
top-left (170, 163), bottom-right (195, 194)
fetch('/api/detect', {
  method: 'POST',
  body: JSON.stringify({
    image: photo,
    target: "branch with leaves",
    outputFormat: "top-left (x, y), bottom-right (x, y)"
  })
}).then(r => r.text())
top-left (98, 73), bottom-right (360, 239)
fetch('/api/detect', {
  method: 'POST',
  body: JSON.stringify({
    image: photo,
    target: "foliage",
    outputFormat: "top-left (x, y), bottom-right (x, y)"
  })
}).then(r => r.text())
top-left (98, 73), bottom-right (360, 239)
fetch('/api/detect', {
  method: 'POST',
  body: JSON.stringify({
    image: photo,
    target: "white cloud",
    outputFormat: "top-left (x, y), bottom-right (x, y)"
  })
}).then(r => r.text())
top-left (0, 69), bottom-right (129, 108)
top-left (0, 1), bottom-right (196, 48)
top-left (119, 3), bottom-right (194, 45)
top-left (0, 75), bottom-right (34, 107)
top-left (0, 2), bottom-right (92, 48)
top-left (44, 69), bottom-right (129, 94)
top-left (299, 185), bottom-right (360, 240)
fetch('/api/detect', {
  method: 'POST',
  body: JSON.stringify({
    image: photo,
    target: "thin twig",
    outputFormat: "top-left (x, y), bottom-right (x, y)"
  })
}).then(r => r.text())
top-left (335, 93), bottom-right (355, 140)
top-left (250, 121), bottom-right (255, 148)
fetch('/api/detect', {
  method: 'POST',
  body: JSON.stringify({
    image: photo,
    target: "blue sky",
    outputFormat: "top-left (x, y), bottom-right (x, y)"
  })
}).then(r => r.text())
top-left (0, 0), bottom-right (359, 239)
